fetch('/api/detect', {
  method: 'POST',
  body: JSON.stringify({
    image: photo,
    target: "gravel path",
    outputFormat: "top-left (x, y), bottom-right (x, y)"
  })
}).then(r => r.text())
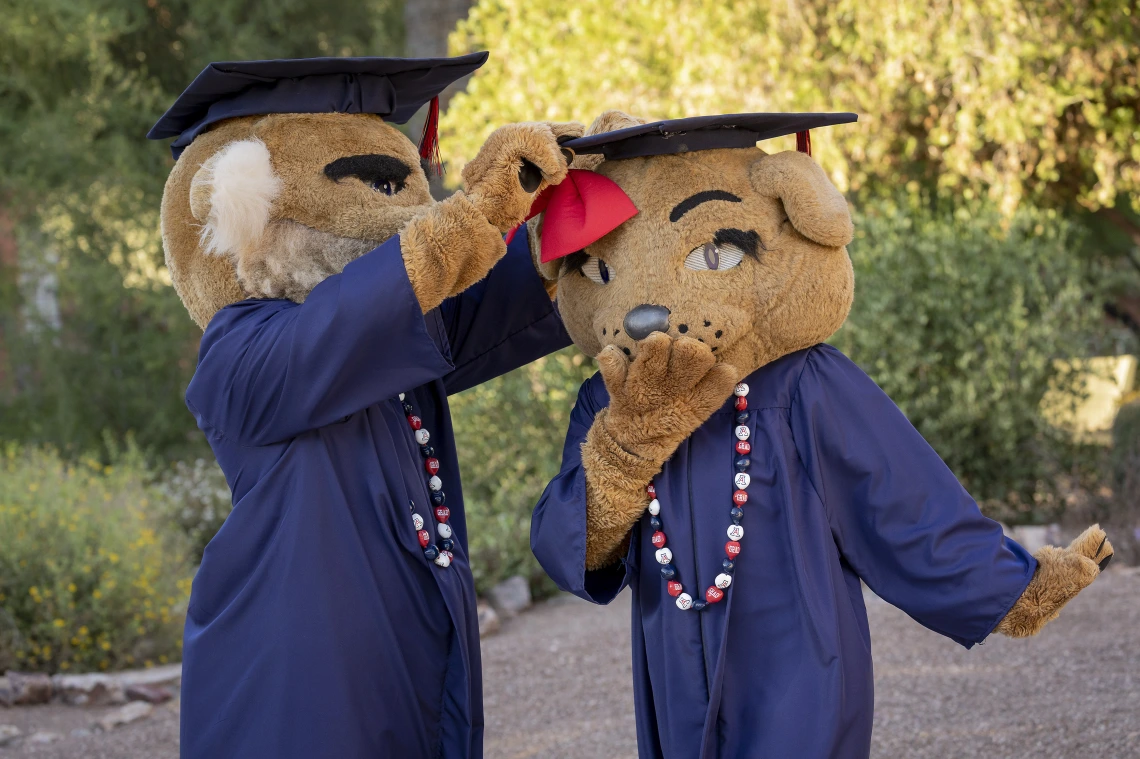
top-left (2, 568), bottom-right (1137, 758)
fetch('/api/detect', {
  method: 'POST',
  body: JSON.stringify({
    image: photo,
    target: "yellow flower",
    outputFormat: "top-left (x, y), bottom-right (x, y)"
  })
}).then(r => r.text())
top-left (78, 626), bottom-right (88, 636)
top-left (100, 641), bottom-right (111, 651)
top-left (68, 583), bottom-right (77, 593)
top-left (92, 590), bottom-right (102, 599)
top-left (53, 618), bottom-right (65, 628)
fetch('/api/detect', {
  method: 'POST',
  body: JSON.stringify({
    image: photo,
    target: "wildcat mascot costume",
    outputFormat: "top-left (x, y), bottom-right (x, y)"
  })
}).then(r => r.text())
top-left (148, 54), bottom-right (581, 758)
top-left (529, 110), bottom-right (1114, 759)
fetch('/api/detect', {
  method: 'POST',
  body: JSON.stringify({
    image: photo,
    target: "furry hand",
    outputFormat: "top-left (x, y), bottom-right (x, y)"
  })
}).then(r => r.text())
top-left (597, 333), bottom-right (739, 464)
top-left (996, 524), bottom-right (1113, 638)
top-left (462, 121), bottom-right (583, 232)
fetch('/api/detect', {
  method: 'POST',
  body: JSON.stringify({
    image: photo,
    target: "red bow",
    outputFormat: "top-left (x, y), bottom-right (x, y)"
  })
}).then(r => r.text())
top-left (505, 169), bottom-right (639, 263)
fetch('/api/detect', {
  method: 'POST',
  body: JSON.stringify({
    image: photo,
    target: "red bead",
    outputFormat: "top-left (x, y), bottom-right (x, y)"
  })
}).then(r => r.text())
top-left (651, 531), bottom-right (667, 549)
top-left (425, 457), bottom-right (441, 475)
top-left (705, 586), bottom-right (725, 603)
top-left (667, 580), bottom-right (684, 597)
top-left (736, 440), bottom-right (751, 455)
top-left (407, 415), bottom-right (422, 430)
top-left (417, 529), bottom-right (431, 547)
top-left (444, 550), bottom-right (454, 561)
top-left (735, 396), bottom-right (748, 411)
top-left (733, 490), bottom-right (748, 506)
top-left (725, 540), bottom-right (741, 558)
top-left (434, 506), bottom-right (450, 523)
top-left (646, 483), bottom-right (656, 498)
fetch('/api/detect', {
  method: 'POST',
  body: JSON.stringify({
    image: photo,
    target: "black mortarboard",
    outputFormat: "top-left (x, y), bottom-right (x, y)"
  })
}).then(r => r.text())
top-left (562, 112), bottom-right (858, 161)
top-left (147, 53), bottom-right (489, 161)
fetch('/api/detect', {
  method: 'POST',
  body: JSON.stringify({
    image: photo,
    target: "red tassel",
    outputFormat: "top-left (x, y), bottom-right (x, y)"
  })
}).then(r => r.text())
top-left (796, 130), bottom-right (812, 156)
top-left (419, 96), bottom-right (443, 177)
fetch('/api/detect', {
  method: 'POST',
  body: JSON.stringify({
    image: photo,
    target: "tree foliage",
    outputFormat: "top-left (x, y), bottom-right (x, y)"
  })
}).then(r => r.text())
top-left (444, 0), bottom-right (1139, 215)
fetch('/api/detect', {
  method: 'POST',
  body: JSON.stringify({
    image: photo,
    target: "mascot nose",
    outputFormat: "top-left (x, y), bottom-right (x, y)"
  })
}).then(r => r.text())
top-left (623, 304), bottom-right (671, 341)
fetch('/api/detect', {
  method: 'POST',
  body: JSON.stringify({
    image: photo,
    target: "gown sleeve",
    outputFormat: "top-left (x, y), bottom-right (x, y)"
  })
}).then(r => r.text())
top-left (185, 235), bottom-right (455, 446)
top-left (438, 231), bottom-right (571, 395)
top-left (531, 375), bottom-right (632, 604)
top-left (789, 345), bottom-right (1037, 648)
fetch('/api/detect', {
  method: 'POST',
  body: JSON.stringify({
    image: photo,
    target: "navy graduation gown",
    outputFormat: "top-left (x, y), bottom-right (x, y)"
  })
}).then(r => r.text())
top-left (532, 345), bottom-right (1036, 759)
top-left (179, 232), bottom-right (568, 759)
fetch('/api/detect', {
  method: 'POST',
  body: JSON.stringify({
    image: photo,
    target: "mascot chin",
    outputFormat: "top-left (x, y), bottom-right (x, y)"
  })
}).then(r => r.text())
top-left (529, 110), bottom-right (1113, 759)
top-left (149, 53), bottom-right (581, 759)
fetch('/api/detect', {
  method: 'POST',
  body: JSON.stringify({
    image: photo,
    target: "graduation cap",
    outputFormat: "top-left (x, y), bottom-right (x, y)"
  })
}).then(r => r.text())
top-left (561, 111), bottom-right (858, 161)
top-left (147, 52), bottom-right (489, 167)
top-left (522, 112), bottom-right (858, 263)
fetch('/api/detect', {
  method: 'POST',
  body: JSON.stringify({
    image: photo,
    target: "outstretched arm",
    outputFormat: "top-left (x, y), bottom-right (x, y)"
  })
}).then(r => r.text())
top-left (790, 345), bottom-right (1111, 646)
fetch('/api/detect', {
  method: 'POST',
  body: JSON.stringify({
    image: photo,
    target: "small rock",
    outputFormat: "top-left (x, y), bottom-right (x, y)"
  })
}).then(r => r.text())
top-left (477, 602), bottom-right (501, 637)
top-left (27, 731), bottom-right (62, 744)
top-left (488, 575), bottom-right (532, 617)
top-left (126, 684), bottom-right (173, 704)
top-left (70, 728), bottom-right (93, 738)
top-left (0, 725), bottom-right (21, 747)
top-left (95, 701), bottom-right (153, 731)
top-left (6, 672), bottom-right (52, 705)
top-left (52, 672), bottom-right (126, 706)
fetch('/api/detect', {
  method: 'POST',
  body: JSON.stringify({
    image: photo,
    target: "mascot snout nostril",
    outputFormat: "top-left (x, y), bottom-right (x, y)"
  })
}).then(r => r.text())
top-left (623, 305), bottom-right (671, 340)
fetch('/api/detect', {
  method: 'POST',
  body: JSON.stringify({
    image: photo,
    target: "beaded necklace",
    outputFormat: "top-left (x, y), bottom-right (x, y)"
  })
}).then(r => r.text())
top-left (651, 382), bottom-right (751, 611)
top-left (400, 393), bottom-right (453, 569)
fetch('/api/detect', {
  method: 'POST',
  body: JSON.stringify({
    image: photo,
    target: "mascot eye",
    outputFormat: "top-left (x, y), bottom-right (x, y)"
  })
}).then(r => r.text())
top-left (684, 241), bottom-right (745, 272)
top-left (372, 179), bottom-right (401, 195)
top-left (580, 256), bottom-right (613, 285)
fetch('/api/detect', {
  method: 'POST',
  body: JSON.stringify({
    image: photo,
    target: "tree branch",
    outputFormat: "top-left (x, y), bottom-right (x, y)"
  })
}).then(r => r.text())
top-left (1097, 207), bottom-right (1140, 276)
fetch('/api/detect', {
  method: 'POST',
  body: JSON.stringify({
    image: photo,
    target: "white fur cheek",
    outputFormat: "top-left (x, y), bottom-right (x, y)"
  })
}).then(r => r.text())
top-left (197, 139), bottom-right (281, 257)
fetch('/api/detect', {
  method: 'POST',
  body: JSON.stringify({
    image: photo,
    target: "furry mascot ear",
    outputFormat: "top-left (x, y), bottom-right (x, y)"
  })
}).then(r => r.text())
top-left (189, 139), bottom-right (282, 258)
top-left (748, 151), bottom-right (853, 248)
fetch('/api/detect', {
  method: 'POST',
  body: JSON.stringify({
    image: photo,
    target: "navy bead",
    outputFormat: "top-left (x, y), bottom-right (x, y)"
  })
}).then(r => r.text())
top-left (730, 506), bottom-right (744, 523)
top-left (660, 564), bottom-right (676, 580)
top-left (650, 516), bottom-right (662, 531)
top-left (691, 600), bottom-right (708, 612)
top-left (722, 558), bottom-right (735, 573)
top-left (420, 445), bottom-right (434, 458)
top-left (403, 402), bottom-right (415, 415)
top-left (441, 538), bottom-right (454, 552)
top-left (431, 491), bottom-right (446, 505)
top-left (736, 411), bottom-right (750, 424)
top-left (423, 545), bottom-right (440, 561)
top-left (734, 456), bottom-right (751, 472)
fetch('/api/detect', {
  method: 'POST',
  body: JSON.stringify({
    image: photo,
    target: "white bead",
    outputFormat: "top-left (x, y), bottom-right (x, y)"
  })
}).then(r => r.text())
top-left (655, 547), bottom-right (673, 565)
top-left (648, 498), bottom-right (661, 516)
top-left (735, 425), bottom-right (750, 441)
top-left (675, 593), bottom-right (693, 610)
top-left (415, 429), bottom-right (430, 445)
top-left (434, 552), bottom-right (451, 568)
top-left (734, 473), bottom-right (750, 489)
top-left (428, 475), bottom-right (442, 491)
top-left (437, 522), bottom-right (453, 539)
top-left (715, 573), bottom-right (732, 590)
top-left (727, 524), bottom-right (744, 540)
top-left (399, 393), bottom-right (405, 401)
top-left (412, 513), bottom-right (424, 531)
top-left (734, 382), bottom-right (749, 397)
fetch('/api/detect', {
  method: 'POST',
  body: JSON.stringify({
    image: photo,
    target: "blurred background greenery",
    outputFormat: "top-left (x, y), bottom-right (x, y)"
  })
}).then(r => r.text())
top-left (1, 0), bottom-right (1137, 670)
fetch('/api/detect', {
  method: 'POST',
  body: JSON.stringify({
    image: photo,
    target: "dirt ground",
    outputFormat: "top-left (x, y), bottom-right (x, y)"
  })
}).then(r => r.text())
top-left (2, 568), bottom-right (1137, 759)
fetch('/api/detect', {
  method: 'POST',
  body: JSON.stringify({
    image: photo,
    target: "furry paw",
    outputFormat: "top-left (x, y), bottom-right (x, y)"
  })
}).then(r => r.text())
top-left (995, 524), bottom-right (1112, 638)
top-left (597, 333), bottom-right (739, 463)
top-left (462, 121), bottom-right (582, 232)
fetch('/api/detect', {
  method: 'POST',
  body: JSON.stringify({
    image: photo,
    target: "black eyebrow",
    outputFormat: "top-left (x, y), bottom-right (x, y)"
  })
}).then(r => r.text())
top-left (561, 250), bottom-right (589, 275)
top-left (324, 154), bottom-right (412, 186)
top-left (714, 228), bottom-right (762, 258)
top-left (669, 190), bottom-right (742, 222)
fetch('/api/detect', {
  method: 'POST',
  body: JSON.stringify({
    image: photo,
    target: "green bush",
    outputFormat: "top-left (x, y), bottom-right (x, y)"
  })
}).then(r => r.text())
top-left (833, 199), bottom-right (1105, 523)
top-left (155, 458), bottom-right (233, 564)
top-left (451, 347), bottom-right (595, 596)
top-left (0, 444), bottom-right (191, 673)
top-left (1111, 398), bottom-right (1140, 489)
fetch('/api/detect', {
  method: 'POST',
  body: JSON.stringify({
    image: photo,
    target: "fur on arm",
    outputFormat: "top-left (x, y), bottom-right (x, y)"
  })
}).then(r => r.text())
top-left (399, 193), bottom-right (506, 313)
top-left (995, 524), bottom-right (1113, 638)
top-left (581, 409), bottom-right (664, 570)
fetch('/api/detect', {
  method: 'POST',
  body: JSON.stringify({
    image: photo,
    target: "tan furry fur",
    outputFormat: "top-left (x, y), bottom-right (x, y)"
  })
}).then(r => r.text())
top-left (161, 111), bottom-right (583, 328)
top-left (550, 110), bottom-right (1109, 636)
top-left (995, 525), bottom-right (1113, 637)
